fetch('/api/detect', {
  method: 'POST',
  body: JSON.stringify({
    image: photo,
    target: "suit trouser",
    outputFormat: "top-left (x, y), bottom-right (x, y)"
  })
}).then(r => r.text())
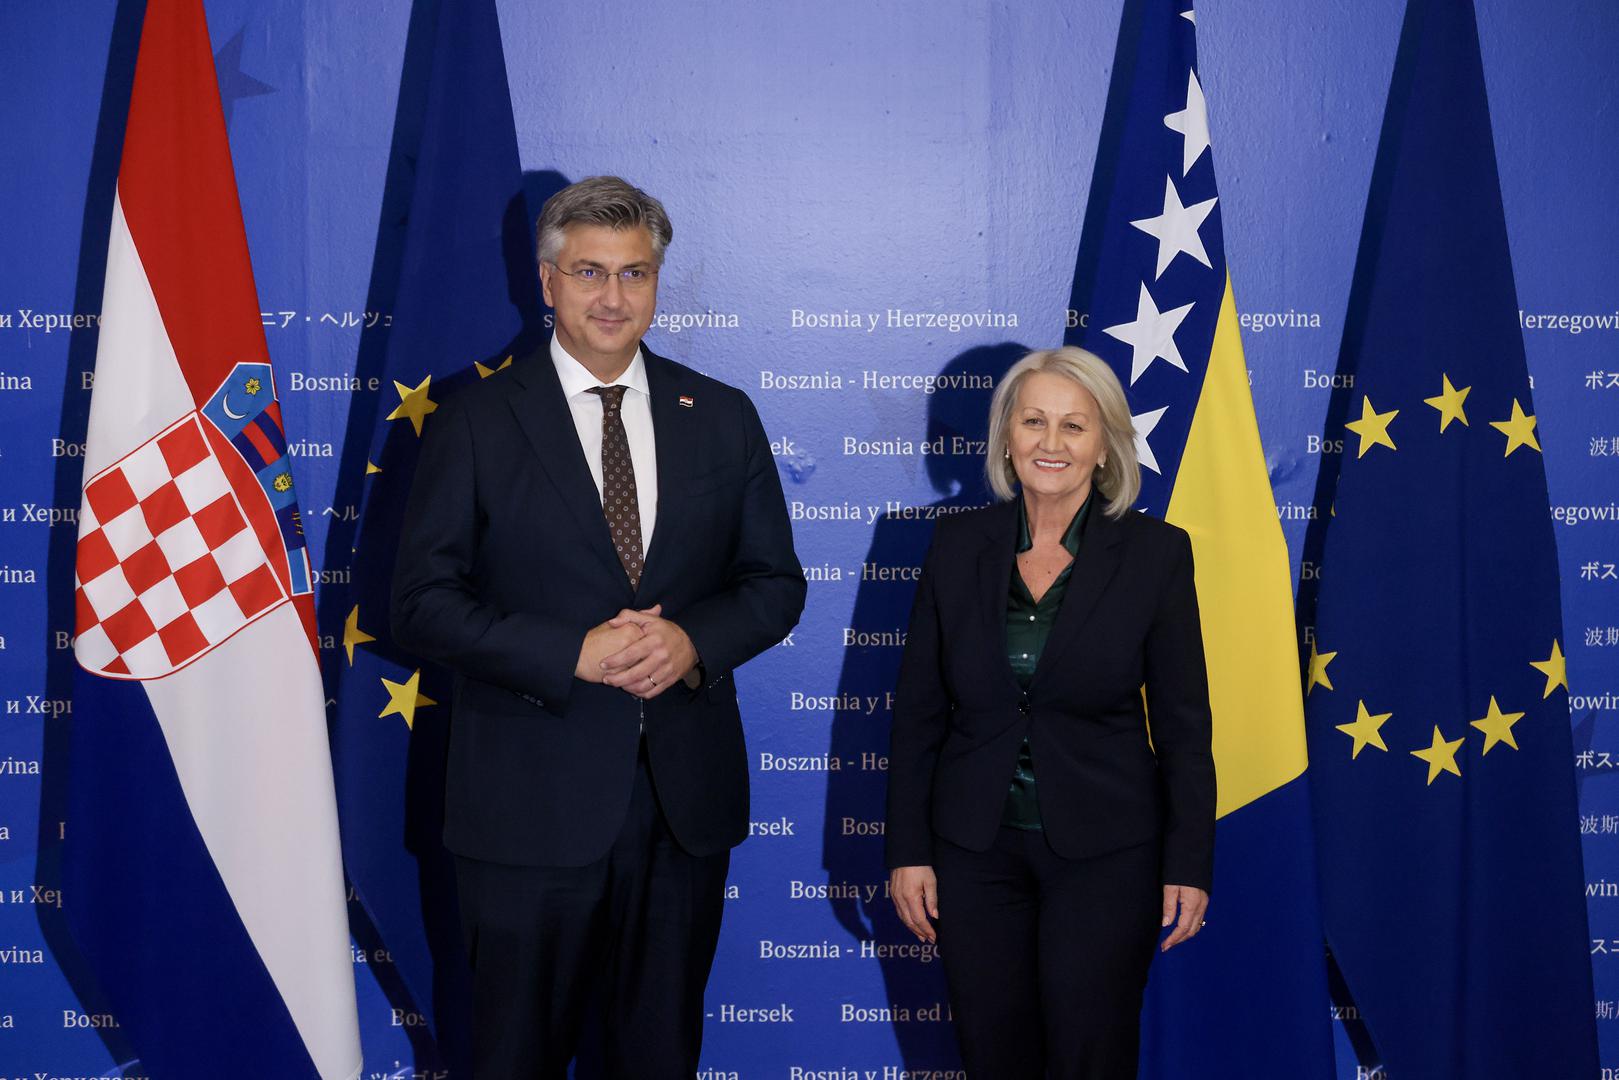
top-left (933, 828), bottom-right (1162, 1080)
top-left (454, 748), bottom-right (730, 1079)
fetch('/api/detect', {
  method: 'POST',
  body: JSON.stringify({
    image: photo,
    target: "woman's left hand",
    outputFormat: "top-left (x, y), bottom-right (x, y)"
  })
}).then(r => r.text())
top-left (1159, 884), bottom-right (1209, 952)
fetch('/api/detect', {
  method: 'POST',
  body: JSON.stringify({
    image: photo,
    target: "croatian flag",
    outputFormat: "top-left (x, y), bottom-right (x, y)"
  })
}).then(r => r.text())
top-left (63, 2), bottom-right (361, 1077)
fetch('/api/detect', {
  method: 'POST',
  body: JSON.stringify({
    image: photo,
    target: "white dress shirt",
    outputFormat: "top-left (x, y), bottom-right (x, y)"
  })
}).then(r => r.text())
top-left (550, 336), bottom-right (658, 552)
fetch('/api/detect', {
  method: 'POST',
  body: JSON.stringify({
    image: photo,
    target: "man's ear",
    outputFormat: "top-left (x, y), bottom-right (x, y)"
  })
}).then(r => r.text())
top-left (538, 262), bottom-right (555, 308)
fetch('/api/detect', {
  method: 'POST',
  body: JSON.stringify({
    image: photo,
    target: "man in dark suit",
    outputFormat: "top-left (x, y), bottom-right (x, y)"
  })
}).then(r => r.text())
top-left (392, 175), bottom-right (805, 1078)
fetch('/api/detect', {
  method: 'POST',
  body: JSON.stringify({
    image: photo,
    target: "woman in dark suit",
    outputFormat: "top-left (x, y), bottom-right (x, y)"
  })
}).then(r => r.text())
top-left (886, 346), bottom-right (1215, 1078)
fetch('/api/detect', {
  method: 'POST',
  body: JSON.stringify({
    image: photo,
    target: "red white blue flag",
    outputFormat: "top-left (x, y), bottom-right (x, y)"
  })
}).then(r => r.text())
top-left (64, 2), bottom-right (361, 1076)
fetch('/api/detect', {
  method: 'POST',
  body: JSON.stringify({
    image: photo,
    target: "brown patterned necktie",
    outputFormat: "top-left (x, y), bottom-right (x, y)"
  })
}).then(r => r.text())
top-left (587, 385), bottom-right (644, 589)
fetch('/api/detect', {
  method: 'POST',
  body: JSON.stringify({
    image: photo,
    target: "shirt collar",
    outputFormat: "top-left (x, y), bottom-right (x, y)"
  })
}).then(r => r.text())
top-left (1016, 492), bottom-right (1092, 556)
top-left (550, 335), bottom-right (648, 400)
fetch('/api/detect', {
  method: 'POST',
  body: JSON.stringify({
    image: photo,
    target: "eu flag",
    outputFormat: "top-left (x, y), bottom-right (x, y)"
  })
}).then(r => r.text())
top-left (325, 0), bottom-right (540, 1066)
top-left (1303, 1), bottom-right (1598, 1075)
top-left (1064, 1), bottom-right (1333, 1076)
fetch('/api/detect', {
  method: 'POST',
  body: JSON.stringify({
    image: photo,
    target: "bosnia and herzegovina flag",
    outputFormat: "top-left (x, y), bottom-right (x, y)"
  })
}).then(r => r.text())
top-left (325, 0), bottom-right (538, 1064)
top-left (64, 1), bottom-right (360, 1077)
top-left (1064, 2), bottom-right (1333, 1076)
top-left (1303, 1), bottom-right (1598, 1076)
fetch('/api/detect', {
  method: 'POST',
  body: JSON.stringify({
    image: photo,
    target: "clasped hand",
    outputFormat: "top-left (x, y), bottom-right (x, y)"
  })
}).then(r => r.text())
top-left (573, 604), bottom-right (698, 700)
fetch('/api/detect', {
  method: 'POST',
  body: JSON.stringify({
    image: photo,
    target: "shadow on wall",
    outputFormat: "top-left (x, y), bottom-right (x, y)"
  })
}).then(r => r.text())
top-left (323, 166), bottom-right (563, 1078)
top-left (315, 0), bottom-right (464, 1068)
top-left (800, 3), bottom-right (1143, 1067)
top-left (316, 0), bottom-right (568, 1069)
top-left (38, 0), bottom-right (147, 1071)
top-left (315, 2), bottom-right (568, 1068)
top-left (820, 342), bottom-right (1024, 1070)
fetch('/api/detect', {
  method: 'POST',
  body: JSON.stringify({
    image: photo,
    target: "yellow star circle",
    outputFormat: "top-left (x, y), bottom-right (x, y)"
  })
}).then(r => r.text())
top-left (1306, 642), bottom-right (1337, 695)
top-left (1423, 374), bottom-right (1471, 433)
top-left (1530, 639), bottom-right (1567, 699)
top-left (1336, 700), bottom-right (1392, 759)
top-left (1488, 399), bottom-right (1540, 457)
top-left (379, 669), bottom-right (436, 729)
top-left (1470, 696), bottom-right (1524, 755)
top-left (343, 604), bottom-right (377, 666)
top-left (1344, 395), bottom-right (1398, 458)
top-left (387, 374), bottom-right (439, 436)
top-left (1411, 726), bottom-right (1465, 784)
top-left (475, 354), bottom-right (514, 379)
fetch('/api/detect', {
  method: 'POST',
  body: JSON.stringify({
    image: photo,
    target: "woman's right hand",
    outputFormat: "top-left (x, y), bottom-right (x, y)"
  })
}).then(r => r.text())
top-left (889, 865), bottom-right (939, 943)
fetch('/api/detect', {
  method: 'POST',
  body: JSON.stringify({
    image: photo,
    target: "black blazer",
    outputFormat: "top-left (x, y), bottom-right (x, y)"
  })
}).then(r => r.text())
top-left (885, 499), bottom-right (1215, 891)
top-left (391, 346), bottom-right (805, 867)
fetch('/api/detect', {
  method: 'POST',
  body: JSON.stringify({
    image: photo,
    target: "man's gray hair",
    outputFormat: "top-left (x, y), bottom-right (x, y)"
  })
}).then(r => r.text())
top-left (535, 176), bottom-right (673, 266)
top-left (984, 346), bottom-right (1141, 518)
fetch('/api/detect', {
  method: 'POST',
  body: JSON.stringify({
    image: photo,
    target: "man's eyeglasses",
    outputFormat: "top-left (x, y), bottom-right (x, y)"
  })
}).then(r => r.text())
top-left (550, 264), bottom-right (658, 291)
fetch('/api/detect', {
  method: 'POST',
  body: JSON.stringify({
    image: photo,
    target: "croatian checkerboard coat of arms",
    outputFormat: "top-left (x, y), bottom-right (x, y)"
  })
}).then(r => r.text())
top-left (74, 362), bottom-right (314, 679)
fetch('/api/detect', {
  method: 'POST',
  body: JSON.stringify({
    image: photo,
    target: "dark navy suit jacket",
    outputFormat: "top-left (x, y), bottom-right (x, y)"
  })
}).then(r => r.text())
top-left (885, 499), bottom-right (1216, 890)
top-left (392, 345), bottom-right (805, 867)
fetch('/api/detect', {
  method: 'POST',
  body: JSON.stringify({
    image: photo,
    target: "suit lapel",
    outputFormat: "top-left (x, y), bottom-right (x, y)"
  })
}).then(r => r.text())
top-left (975, 501), bottom-right (1023, 693)
top-left (504, 350), bottom-right (627, 585)
top-left (1030, 505), bottom-right (1125, 687)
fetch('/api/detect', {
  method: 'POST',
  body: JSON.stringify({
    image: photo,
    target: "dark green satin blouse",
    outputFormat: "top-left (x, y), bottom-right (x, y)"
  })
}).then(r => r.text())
top-left (1002, 494), bottom-right (1092, 830)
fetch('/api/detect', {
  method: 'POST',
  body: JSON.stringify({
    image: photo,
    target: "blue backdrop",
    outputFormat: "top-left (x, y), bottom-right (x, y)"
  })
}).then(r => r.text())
top-left (1, 1), bottom-right (1616, 1076)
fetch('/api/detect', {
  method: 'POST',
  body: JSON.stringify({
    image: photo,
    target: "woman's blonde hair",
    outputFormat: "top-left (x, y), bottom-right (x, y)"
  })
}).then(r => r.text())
top-left (984, 346), bottom-right (1140, 518)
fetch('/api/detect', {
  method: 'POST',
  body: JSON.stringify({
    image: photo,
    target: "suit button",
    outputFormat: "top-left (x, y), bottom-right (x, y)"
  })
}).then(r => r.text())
top-left (1018, 703), bottom-right (1031, 715)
